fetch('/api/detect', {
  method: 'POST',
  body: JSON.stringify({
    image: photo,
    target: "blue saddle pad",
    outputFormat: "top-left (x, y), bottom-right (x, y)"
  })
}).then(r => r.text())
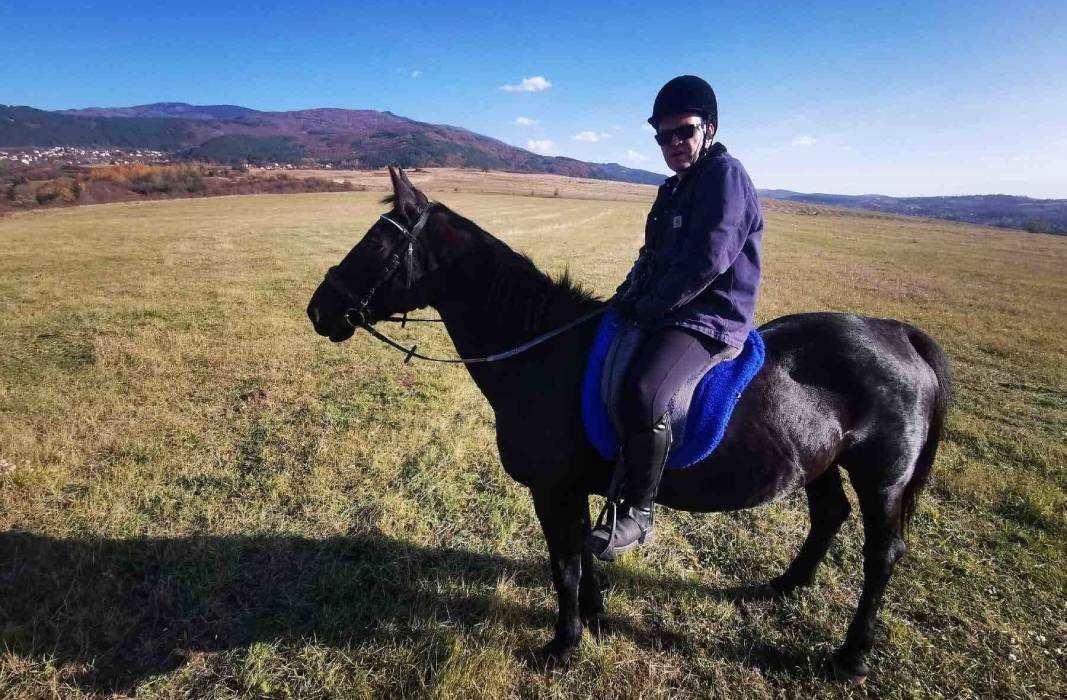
top-left (581, 311), bottom-right (765, 470)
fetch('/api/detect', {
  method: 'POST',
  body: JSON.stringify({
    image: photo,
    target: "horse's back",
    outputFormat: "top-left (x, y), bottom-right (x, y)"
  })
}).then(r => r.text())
top-left (658, 312), bottom-right (946, 512)
top-left (759, 312), bottom-right (942, 418)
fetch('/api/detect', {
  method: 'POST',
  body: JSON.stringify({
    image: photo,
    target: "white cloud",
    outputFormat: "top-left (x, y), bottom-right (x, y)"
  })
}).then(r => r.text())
top-left (573, 131), bottom-right (612, 142)
top-left (411, 70), bottom-right (422, 78)
top-left (527, 139), bottom-right (556, 154)
top-left (622, 149), bottom-right (648, 162)
top-left (501, 76), bottom-right (552, 92)
top-left (514, 116), bottom-right (538, 126)
top-left (642, 123), bottom-right (656, 133)
top-left (791, 135), bottom-right (816, 146)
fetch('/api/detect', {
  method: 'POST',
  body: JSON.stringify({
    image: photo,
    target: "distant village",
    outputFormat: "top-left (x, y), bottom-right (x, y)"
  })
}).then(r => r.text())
top-left (0, 146), bottom-right (169, 166)
top-left (0, 146), bottom-right (309, 170)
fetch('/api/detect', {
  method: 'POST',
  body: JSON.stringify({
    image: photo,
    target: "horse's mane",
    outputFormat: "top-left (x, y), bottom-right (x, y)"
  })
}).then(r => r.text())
top-left (377, 196), bottom-right (601, 331)
top-left (439, 204), bottom-right (601, 333)
top-left (485, 250), bottom-right (600, 332)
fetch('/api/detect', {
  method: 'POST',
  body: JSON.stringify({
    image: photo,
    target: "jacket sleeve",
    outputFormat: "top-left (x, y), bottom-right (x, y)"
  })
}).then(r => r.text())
top-left (614, 206), bottom-right (659, 299)
top-left (614, 269), bottom-right (633, 299)
top-left (634, 162), bottom-right (751, 320)
top-left (614, 243), bottom-right (648, 298)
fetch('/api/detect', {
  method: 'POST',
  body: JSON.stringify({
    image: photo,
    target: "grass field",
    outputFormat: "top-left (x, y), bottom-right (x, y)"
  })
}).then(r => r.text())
top-left (284, 166), bottom-right (661, 202)
top-left (1, 187), bottom-right (1064, 699)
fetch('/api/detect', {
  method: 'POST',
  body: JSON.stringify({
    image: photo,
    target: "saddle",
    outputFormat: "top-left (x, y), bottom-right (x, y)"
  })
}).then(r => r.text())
top-left (582, 310), bottom-right (766, 470)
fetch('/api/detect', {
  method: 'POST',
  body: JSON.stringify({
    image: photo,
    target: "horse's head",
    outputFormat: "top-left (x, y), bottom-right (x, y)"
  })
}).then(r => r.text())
top-left (307, 167), bottom-right (441, 342)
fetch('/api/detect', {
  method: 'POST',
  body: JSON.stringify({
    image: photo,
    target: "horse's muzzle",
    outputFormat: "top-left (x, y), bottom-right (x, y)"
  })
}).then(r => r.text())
top-left (307, 302), bottom-right (356, 342)
top-left (327, 325), bottom-right (356, 343)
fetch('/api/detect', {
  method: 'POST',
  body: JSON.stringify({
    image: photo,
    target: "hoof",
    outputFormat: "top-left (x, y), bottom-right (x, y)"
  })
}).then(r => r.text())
top-left (768, 576), bottom-right (808, 597)
top-left (538, 637), bottom-right (578, 667)
top-left (753, 582), bottom-right (788, 600)
top-left (829, 653), bottom-right (869, 686)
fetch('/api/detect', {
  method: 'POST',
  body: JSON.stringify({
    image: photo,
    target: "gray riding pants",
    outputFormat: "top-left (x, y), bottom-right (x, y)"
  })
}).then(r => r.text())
top-left (618, 327), bottom-right (741, 433)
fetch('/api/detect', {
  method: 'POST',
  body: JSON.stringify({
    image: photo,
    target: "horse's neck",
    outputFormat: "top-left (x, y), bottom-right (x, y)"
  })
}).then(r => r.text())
top-left (434, 244), bottom-right (547, 355)
top-left (429, 232), bottom-right (595, 398)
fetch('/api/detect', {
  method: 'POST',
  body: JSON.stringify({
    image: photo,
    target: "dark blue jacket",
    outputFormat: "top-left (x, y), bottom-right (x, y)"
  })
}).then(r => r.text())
top-left (618, 143), bottom-right (763, 349)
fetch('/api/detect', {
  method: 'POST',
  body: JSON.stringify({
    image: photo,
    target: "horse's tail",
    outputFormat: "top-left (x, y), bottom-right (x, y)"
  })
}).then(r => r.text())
top-left (901, 327), bottom-right (953, 531)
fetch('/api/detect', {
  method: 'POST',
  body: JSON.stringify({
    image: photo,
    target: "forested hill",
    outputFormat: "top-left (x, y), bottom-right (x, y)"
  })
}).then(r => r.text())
top-left (0, 103), bottom-right (664, 185)
top-left (759, 189), bottom-right (1067, 235)
top-left (6, 102), bottom-right (1058, 231)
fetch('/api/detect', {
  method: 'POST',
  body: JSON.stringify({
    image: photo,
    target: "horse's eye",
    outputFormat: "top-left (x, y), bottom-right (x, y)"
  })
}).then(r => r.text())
top-left (355, 238), bottom-right (387, 258)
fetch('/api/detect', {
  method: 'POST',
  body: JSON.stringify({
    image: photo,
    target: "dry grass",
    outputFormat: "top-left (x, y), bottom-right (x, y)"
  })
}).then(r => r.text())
top-left (284, 166), bottom-right (661, 202)
top-left (0, 184), bottom-right (1064, 699)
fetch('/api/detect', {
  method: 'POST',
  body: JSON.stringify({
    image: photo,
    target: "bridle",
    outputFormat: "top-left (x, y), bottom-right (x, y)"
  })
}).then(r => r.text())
top-left (324, 203), bottom-right (437, 329)
top-left (321, 201), bottom-right (604, 364)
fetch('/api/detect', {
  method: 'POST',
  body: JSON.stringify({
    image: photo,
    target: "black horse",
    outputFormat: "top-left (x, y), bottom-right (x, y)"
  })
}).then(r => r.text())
top-left (307, 167), bottom-right (951, 684)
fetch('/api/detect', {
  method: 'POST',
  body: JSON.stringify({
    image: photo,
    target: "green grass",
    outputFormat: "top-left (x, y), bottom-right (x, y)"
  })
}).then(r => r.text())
top-left (1, 192), bottom-right (1065, 699)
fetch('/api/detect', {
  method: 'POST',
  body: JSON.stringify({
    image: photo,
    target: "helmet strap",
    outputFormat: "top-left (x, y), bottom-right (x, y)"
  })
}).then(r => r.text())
top-left (698, 119), bottom-right (715, 158)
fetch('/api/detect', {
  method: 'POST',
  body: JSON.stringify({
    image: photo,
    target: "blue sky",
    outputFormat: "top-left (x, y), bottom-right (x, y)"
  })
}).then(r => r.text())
top-left (3, 1), bottom-right (1065, 197)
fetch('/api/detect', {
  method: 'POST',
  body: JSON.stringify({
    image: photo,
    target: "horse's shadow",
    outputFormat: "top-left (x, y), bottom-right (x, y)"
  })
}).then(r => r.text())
top-left (0, 530), bottom-right (819, 692)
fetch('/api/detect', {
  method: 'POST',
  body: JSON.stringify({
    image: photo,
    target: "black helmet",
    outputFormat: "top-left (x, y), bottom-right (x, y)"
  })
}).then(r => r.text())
top-left (648, 75), bottom-right (718, 128)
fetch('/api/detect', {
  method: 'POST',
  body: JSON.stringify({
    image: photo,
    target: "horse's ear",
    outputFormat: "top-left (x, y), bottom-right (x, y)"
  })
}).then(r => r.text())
top-left (387, 165), bottom-right (403, 196)
top-left (388, 166), bottom-right (428, 217)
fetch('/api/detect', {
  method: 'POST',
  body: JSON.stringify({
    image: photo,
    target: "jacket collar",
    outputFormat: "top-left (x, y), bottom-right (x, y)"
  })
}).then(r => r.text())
top-left (661, 142), bottom-right (728, 191)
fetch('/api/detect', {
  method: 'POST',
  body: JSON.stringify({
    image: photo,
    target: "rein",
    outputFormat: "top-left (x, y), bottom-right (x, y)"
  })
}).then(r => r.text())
top-left (358, 307), bottom-right (605, 365)
top-left (325, 202), bottom-right (605, 364)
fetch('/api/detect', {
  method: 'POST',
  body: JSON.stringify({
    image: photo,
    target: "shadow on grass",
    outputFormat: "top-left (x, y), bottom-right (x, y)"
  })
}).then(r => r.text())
top-left (0, 531), bottom-right (819, 692)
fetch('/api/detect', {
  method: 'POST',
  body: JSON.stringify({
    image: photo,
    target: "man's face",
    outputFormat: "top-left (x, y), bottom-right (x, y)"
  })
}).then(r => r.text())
top-left (656, 112), bottom-right (713, 173)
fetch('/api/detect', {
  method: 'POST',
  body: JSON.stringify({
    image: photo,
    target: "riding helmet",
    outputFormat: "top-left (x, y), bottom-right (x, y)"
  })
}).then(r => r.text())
top-left (648, 75), bottom-right (718, 128)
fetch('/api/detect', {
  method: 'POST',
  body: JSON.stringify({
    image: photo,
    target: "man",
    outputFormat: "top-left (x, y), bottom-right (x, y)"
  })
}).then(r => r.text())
top-left (586, 75), bottom-right (764, 561)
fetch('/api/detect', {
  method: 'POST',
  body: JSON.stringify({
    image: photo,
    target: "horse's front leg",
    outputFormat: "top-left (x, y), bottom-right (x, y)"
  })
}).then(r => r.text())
top-left (579, 546), bottom-right (604, 633)
top-left (531, 486), bottom-right (593, 662)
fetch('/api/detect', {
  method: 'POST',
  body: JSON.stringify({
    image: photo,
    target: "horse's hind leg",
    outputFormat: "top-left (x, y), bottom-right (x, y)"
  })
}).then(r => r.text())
top-left (771, 467), bottom-right (851, 595)
top-left (831, 467), bottom-right (908, 684)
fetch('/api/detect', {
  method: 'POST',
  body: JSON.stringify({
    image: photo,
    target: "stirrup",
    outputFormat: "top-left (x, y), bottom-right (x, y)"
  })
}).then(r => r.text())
top-left (592, 499), bottom-right (619, 540)
top-left (587, 500), bottom-right (654, 562)
top-left (587, 499), bottom-right (619, 560)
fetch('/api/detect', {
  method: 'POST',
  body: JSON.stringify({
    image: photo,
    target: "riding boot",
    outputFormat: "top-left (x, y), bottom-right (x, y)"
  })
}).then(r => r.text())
top-left (586, 413), bottom-right (672, 562)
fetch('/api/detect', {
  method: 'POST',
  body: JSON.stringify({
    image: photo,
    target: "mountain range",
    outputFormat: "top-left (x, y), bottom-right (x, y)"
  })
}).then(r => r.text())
top-left (2, 102), bottom-right (1063, 233)
top-left (757, 190), bottom-right (1067, 235)
top-left (0, 102), bottom-right (665, 185)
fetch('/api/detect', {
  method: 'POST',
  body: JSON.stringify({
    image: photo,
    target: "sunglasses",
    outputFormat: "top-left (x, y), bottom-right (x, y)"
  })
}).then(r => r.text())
top-left (654, 123), bottom-right (703, 146)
